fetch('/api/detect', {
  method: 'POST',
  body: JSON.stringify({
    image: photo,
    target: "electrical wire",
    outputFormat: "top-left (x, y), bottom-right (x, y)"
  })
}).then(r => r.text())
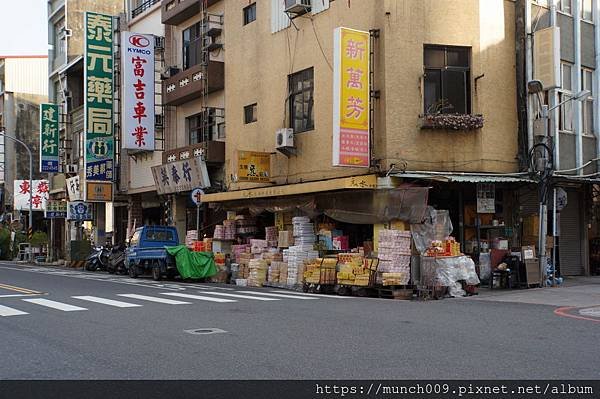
top-left (310, 17), bottom-right (333, 71)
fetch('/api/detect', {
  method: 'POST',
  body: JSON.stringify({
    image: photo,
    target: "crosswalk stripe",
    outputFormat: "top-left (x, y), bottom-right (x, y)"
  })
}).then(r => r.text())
top-left (199, 292), bottom-right (281, 301)
top-left (117, 294), bottom-right (191, 305)
top-left (72, 296), bottom-right (142, 308)
top-left (160, 292), bottom-right (237, 303)
top-left (235, 291), bottom-right (318, 300)
top-left (0, 304), bottom-right (28, 316)
top-left (270, 290), bottom-right (350, 298)
top-left (22, 298), bottom-right (88, 312)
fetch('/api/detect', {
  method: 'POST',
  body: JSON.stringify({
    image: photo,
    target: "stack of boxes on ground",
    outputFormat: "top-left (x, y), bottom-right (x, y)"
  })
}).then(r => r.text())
top-left (303, 258), bottom-right (337, 285)
top-left (377, 230), bottom-right (412, 286)
top-left (286, 217), bottom-right (319, 287)
top-left (336, 253), bottom-right (373, 286)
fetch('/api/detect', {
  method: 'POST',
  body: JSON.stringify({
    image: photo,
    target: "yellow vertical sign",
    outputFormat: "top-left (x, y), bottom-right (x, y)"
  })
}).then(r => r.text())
top-left (333, 27), bottom-right (370, 167)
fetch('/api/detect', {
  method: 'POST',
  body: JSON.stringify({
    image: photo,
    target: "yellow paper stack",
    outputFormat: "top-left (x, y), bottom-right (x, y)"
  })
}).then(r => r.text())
top-left (336, 254), bottom-right (370, 286)
top-left (382, 272), bottom-right (407, 286)
top-left (303, 258), bottom-right (336, 284)
top-left (278, 262), bottom-right (288, 283)
top-left (248, 258), bottom-right (268, 287)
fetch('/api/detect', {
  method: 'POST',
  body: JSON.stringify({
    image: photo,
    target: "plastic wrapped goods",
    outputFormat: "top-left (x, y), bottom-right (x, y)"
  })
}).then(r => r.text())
top-left (377, 229), bottom-right (412, 285)
top-left (248, 258), bottom-right (268, 287)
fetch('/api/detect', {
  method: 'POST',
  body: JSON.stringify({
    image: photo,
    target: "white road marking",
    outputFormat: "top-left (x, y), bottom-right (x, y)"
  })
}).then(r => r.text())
top-left (160, 292), bottom-right (236, 303)
top-left (270, 290), bottom-right (350, 298)
top-left (0, 304), bottom-right (28, 316)
top-left (72, 296), bottom-right (142, 308)
top-left (195, 285), bottom-right (235, 291)
top-left (22, 298), bottom-right (87, 312)
top-left (579, 307), bottom-right (600, 317)
top-left (117, 294), bottom-right (191, 305)
top-left (235, 291), bottom-right (318, 300)
top-left (199, 292), bottom-right (280, 301)
top-left (0, 293), bottom-right (42, 298)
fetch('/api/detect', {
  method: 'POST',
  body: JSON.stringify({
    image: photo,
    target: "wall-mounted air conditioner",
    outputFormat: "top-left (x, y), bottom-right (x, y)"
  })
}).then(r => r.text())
top-left (285, 0), bottom-right (311, 14)
top-left (276, 128), bottom-right (294, 148)
top-left (160, 66), bottom-right (180, 80)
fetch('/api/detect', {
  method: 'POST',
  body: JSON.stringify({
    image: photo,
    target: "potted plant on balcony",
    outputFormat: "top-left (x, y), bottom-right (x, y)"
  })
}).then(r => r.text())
top-left (421, 99), bottom-right (484, 131)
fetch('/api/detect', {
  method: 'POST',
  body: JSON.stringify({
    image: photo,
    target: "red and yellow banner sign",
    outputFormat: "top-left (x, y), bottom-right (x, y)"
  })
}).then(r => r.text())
top-left (333, 27), bottom-right (370, 168)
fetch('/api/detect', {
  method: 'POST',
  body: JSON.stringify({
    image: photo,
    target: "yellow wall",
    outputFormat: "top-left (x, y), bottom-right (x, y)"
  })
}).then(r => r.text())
top-left (222, 0), bottom-right (518, 191)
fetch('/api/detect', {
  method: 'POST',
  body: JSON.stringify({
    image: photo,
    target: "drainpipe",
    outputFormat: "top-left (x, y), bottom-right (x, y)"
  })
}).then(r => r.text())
top-left (574, 0), bottom-right (583, 174)
top-left (550, 0), bottom-right (560, 170)
top-left (594, 0), bottom-right (600, 172)
top-left (526, 0), bottom-right (535, 152)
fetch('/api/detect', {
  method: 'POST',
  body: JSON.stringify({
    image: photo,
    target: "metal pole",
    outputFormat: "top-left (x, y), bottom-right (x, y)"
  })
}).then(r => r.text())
top-left (552, 187), bottom-right (557, 286)
top-left (196, 204), bottom-right (200, 241)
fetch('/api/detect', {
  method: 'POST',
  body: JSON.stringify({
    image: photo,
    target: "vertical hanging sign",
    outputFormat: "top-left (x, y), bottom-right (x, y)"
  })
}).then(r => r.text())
top-left (84, 12), bottom-right (114, 201)
top-left (332, 27), bottom-right (370, 168)
top-left (39, 103), bottom-right (60, 173)
top-left (121, 32), bottom-right (155, 151)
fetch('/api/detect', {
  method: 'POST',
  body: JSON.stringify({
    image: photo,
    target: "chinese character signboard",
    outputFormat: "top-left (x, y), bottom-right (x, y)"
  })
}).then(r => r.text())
top-left (39, 104), bottom-right (60, 173)
top-left (45, 200), bottom-right (68, 218)
top-left (84, 12), bottom-right (114, 200)
top-left (151, 158), bottom-right (211, 195)
top-left (332, 27), bottom-right (370, 168)
top-left (476, 183), bottom-right (495, 214)
top-left (235, 151), bottom-right (271, 183)
top-left (66, 175), bottom-right (82, 201)
top-left (13, 180), bottom-right (50, 211)
top-left (121, 32), bottom-right (155, 151)
top-left (86, 182), bottom-right (113, 202)
top-left (67, 201), bottom-right (94, 221)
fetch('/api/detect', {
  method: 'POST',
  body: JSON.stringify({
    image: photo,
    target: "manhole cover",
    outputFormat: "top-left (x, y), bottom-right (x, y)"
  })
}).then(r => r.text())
top-left (184, 328), bottom-right (227, 335)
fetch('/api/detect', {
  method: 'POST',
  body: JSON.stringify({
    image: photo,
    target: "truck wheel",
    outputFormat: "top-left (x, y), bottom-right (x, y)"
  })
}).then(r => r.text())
top-left (128, 265), bottom-right (138, 278)
top-left (152, 265), bottom-right (162, 281)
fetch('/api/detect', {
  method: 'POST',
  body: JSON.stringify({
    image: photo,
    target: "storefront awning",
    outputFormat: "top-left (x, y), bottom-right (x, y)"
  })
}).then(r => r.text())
top-left (200, 174), bottom-right (378, 203)
top-left (391, 172), bottom-right (535, 184)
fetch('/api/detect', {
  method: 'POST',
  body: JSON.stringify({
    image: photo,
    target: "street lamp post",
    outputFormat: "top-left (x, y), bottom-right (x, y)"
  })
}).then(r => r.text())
top-left (0, 130), bottom-right (34, 261)
top-left (527, 80), bottom-right (590, 286)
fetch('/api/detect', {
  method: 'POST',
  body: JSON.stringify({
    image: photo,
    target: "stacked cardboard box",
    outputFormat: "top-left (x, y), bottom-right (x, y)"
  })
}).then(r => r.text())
top-left (237, 252), bottom-right (253, 279)
top-left (250, 239), bottom-right (268, 254)
top-left (336, 253), bottom-right (370, 286)
top-left (223, 220), bottom-right (237, 240)
top-left (377, 230), bottom-right (411, 285)
top-left (248, 258), bottom-right (268, 287)
top-left (278, 230), bottom-right (294, 248)
top-left (265, 226), bottom-right (278, 247)
top-left (268, 261), bottom-right (288, 283)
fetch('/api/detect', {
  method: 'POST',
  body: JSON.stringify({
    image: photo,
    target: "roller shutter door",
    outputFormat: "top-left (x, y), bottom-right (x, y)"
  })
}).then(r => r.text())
top-left (559, 190), bottom-right (584, 276)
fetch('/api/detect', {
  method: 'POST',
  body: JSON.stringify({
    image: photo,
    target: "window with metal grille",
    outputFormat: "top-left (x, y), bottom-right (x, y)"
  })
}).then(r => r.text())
top-left (243, 3), bottom-right (256, 25)
top-left (182, 22), bottom-right (202, 70)
top-left (423, 45), bottom-right (471, 115)
top-left (244, 103), bottom-right (257, 124)
top-left (288, 68), bottom-right (314, 133)
top-left (187, 109), bottom-right (218, 144)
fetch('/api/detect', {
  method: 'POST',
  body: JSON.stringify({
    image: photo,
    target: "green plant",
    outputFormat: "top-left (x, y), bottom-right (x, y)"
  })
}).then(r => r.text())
top-left (0, 227), bottom-right (11, 260)
top-left (29, 231), bottom-right (49, 248)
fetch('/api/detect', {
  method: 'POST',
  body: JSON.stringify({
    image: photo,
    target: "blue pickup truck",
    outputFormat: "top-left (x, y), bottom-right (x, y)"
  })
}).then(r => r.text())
top-left (125, 226), bottom-right (179, 281)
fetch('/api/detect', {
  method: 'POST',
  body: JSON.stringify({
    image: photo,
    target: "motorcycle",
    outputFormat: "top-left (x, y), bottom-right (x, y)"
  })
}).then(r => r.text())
top-left (107, 244), bottom-right (127, 275)
top-left (85, 246), bottom-right (110, 272)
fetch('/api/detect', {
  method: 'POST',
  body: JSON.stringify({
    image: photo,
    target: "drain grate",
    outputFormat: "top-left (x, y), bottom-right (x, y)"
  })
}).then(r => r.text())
top-left (184, 328), bottom-right (227, 335)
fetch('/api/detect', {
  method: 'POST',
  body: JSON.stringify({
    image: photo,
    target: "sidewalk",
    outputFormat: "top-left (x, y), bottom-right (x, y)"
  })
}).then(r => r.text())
top-left (465, 276), bottom-right (600, 308)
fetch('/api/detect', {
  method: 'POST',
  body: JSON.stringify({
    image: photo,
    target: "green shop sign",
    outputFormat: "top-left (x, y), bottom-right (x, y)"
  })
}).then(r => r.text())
top-left (39, 103), bottom-right (60, 173)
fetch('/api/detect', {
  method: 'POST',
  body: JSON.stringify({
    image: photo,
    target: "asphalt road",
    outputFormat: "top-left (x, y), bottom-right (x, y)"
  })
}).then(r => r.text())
top-left (0, 262), bottom-right (598, 379)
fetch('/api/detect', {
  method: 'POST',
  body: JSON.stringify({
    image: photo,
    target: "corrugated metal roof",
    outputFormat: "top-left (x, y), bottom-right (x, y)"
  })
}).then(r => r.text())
top-left (392, 173), bottom-right (535, 183)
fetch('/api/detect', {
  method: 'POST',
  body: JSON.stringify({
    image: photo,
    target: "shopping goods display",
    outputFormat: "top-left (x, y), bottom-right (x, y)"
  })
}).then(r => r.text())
top-left (250, 239), bottom-right (268, 254)
top-left (278, 230), bottom-right (294, 248)
top-left (292, 217), bottom-right (316, 245)
top-left (248, 258), bottom-right (268, 287)
top-left (303, 258), bottom-right (337, 285)
top-left (286, 246), bottom-right (318, 286)
top-left (268, 261), bottom-right (287, 284)
top-left (236, 215), bottom-right (258, 235)
top-left (265, 226), bottom-right (278, 247)
top-left (213, 225), bottom-right (224, 240)
top-left (336, 253), bottom-right (373, 286)
top-left (377, 230), bottom-right (411, 285)
top-left (425, 237), bottom-right (461, 257)
top-left (185, 230), bottom-right (198, 248)
top-left (232, 244), bottom-right (250, 262)
top-left (223, 220), bottom-right (237, 240)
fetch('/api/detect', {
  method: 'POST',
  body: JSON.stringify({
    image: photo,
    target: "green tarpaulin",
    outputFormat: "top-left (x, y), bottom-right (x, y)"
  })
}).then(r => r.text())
top-left (166, 245), bottom-right (218, 279)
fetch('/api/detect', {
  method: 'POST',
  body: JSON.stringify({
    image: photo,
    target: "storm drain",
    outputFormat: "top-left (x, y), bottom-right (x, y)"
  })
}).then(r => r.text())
top-left (184, 328), bottom-right (227, 335)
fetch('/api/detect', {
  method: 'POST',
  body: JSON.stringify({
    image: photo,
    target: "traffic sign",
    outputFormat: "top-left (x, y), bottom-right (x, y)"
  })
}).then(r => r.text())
top-left (191, 188), bottom-right (204, 206)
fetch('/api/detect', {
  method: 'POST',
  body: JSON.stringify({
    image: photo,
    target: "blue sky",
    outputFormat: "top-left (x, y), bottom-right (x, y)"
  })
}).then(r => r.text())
top-left (0, 0), bottom-right (48, 56)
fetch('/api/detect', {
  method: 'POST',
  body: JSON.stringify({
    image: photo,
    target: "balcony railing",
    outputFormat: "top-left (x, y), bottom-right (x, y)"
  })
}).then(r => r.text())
top-left (162, 61), bottom-right (224, 106)
top-left (161, 0), bottom-right (221, 25)
top-left (162, 141), bottom-right (225, 164)
top-left (132, 0), bottom-right (161, 19)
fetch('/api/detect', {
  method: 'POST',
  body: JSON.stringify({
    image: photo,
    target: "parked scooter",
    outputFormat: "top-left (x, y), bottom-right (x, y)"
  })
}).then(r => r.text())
top-left (107, 244), bottom-right (127, 275)
top-left (85, 246), bottom-right (110, 271)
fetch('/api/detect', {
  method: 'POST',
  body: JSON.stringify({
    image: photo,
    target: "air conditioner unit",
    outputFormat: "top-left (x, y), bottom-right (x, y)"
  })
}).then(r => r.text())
top-left (285, 0), bottom-right (311, 14)
top-left (276, 128), bottom-right (294, 148)
top-left (160, 66), bottom-right (180, 80)
top-left (65, 164), bottom-right (78, 174)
